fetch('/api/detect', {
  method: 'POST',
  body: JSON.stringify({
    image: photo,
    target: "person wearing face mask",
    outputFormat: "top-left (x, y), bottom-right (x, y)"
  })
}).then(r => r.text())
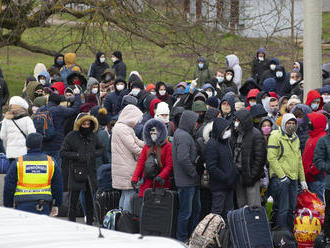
top-left (305, 89), bottom-right (324, 112)
top-left (104, 78), bottom-right (127, 120)
top-left (201, 83), bottom-right (216, 99)
top-left (245, 88), bottom-right (260, 110)
top-left (131, 119), bottom-right (173, 199)
top-left (52, 53), bottom-right (65, 70)
top-left (193, 57), bottom-right (213, 87)
top-left (205, 118), bottom-right (238, 220)
top-left (85, 77), bottom-right (100, 106)
top-left (215, 70), bottom-right (225, 86)
top-left (88, 51), bottom-right (110, 82)
top-left (219, 69), bottom-right (238, 94)
top-left (156, 81), bottom-right (174, 110)
top-left (111, 51), bottom-right (127, 80)
top-left (260, 58), bottom-right (280, 85)
top-left (220, 92), bottom-right (235, 121)
top-left (37, 70), bottom-right (51, 87)
top-left (251, 47), bottom-right (269, 87)
top-left (51, 82), bottom-right (66, 96)
top-left (302, 112), bottom-right (327, 202)
top-left (263, 97), bottom-right (279, 129)
top-left (267, 114), bottom-right (307, 230)
top-left (225, 54), bottom-right (242, 90)
top-left (154, 102), bottom-right (175, 137)
top-left (146, 83), bottom-right (156, 95)
top-left (60, 113), bottom-right (104, 225)
top-left (274, 65), bottom-right (291, 97)
top-left (67, 71), bottom-right (87, 91)
top-left (320, 85), bottom-right (330, 104)
top-left (192, 100), bottom-right (207, 127)
top-left (232, 109), bottom-right (266, 208)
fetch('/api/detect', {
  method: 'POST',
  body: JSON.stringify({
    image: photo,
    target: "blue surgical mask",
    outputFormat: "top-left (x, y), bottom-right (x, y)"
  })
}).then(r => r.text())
top-left (326, 123), bottom-right (329, 132)
top-left (311, 103), bottom-right (320, 111)
top-left (276, 71), bottom-right (283, 78)
top-left (57, 60), bottom-right (64, 66)
top-left (216, 76), bottom-right (224, 83)
top-left (198, 63), bottom-right (204, 69)
top-left (249, 101), bottom-right (256, 107)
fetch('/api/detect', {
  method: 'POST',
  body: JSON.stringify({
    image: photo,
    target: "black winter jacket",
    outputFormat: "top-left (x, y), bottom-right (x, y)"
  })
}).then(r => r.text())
top-left (89, 52), bottom-right (110, 81)
top-left (0, 78), bottom-right (9, 106)
top-left (112, 60), bottom-right (127, 80)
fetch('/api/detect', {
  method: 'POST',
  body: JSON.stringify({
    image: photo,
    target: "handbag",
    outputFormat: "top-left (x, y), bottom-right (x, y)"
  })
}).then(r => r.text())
top-left (72, 167), bottom-right (88, 182)
top-left (144, 152), bottom-right (160, 179)
top-left (12, 120), bottom-right (27, 138)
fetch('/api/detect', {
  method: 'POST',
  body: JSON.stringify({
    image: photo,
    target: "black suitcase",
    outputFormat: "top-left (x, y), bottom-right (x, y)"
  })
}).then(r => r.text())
top-left (140, 188), bottom-right (178, 238)
top-left (315, 234), bottom-right (330, 248)
top-left (272, 229), bottom-right (297, 248)
top-left (117, 211), bottom-right (140, 234)
top-left (131, 191), bottom-right (142, 218)
top-left (95, 189), bottom-right (120, 224)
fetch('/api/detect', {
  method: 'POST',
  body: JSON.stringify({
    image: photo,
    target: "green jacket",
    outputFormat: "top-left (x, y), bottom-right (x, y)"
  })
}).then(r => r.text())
top-left (193, 57), bottom-right (213, 87)
top-left (267, 129), bottom-right (305, 181)
top-left (314, 134), bottom-right (330, 190)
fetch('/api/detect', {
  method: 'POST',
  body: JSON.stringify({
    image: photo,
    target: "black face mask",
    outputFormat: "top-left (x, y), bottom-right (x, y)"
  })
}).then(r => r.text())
top-left (34, 92), bottom-right (43, 98)
top-left (79, 126), bottom-right (92, 136)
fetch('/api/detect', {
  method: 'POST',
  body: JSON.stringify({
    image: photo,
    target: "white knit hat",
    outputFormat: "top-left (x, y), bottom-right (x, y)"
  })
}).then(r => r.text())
top-left (287, 95), bottom-right (301, 106)
top-left (155, 102), bottom-right (170, 116)
top-left (9, 96), bottom-right (29, 110)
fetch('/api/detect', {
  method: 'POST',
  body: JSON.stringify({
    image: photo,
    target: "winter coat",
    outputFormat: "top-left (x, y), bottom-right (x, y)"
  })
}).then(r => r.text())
top-left (205, 118), bottom-right (238, 191)
top-left (131, 119), bottom-right (173, 197)
top-left (33, 63), bottom-right (47, 81)
top-left (60, 114), bottom-right (104, 191)
top-left (193, 57), bottom-right (213, 87)
top-left (172, 110), bottom-right (199, 187)
top-left (226, 54), bottom-right (242, 89)
top-left (274, 65), bottom-right (291, 97)
top-left (3, 149), bottom-right (63, 208)
top-left (41, 95), bottom-right (81, 152)
top-left (89, 52), bottom-right (110, 82)
top-left (52, 53), bottom-right (64, 70)
top-left (302, 113), bottom-right (327, 182)
top-left (314, 131), bottom-right (330, 190)
top-left (233, 110), bottom-right (266, 186)
top-left (219, 69), bottom-right (238, 94)
top-left (0, 109), bottom-right (36, 158)
top-left (37, 69), bottom-right (51, 88)
top-left (246, 88), bottom-right (260, 110)
top-left (104, 80), bottom-right (128, 119)
top-left (267, 114), bottom-right (305, 181)
top-left (251, 48), bottom-right (269, 86)
top-left (220, 93), bottom-right (235, 122)
top-left (263, 78), bottom-right (277, 93)
top-left (239, 78), bottom-right (260, 100)
top-left (111, 105), bottom-right (144, 190)
top-left (305, 90), bottom-right (324, 111)
top-left (112, 60), bottom-right (127, 80)
top-left (67, 72), bottom-right (87, 90)
top-left (0, 78), bottom-right (9, 106)
top-left (95, 126), bottom-right (110, 170)
top-left (259, 58), bottom-right (280, 84)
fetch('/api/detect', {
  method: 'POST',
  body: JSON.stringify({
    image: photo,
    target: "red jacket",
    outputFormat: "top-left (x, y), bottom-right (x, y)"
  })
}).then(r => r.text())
top-left (131, 141), bottom-right (173, 197)
top-left (305, 90), bottom-right (324, 111)
top-left (245, 89), bottom-right (260, 110)
top-left (302, 112), bottom-right (327, 182)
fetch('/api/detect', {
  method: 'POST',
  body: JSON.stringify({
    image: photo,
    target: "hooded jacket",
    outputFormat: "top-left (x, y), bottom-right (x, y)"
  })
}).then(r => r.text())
top-left (53, 53), bottom-right (65, 70)
top-left (67, 72), bottom-right (87, 90)
top-left (267, 113), bottom-right (305, 181)
top-left (131, 119), bottom-right (173, 197)
top-left (226, 54), bottom-right (242, 89)
top-left (263, 78), bottom-right (277, 93)
top-left (172, 110), bottom-right (199, 187)
top-left (302, 112), bottom-right (327, 182)
top-left (260, 58), bottom-right (280, 84)
top-left (112, 52), bottom-right (127, 80)
top-left (104, 79), bottom-right (128, 120)
top-left (251, 48), bottom-right (269, 86)
top-left (33, 63), bottom-right (47, 80)
top-left (0, 78), bottom-right (9, 106)
top-left (111, 105), bottom-right (144, 190)
top-left (219, 68), bottom-right (238, 94)
top-left (60, 114), bottom-right (104, 191)
top-left (305, 89), bottom-right (324, 111)
top-left (193, 57), bottom-right (213, 87)
top-left (274, 65), bottom-right (291, 97)
top-left (89, 51), bottom-right (110, 82)
top-left (220, 92), bottom-right (235, 121)
top-left (239, 78), bottom-right (260, 99)
top-left (205, 118), bottom-right (238, 191)
top-left (246, 88), bottom-right (260, 110)
top-left (63, 53), bottom-right (80, 72)
top-left (51, 82), bottom-right (66, 96)
top-left (233, 110), bottom-right (266, 186)
top-left (37, 69), bottom-right (51, 88)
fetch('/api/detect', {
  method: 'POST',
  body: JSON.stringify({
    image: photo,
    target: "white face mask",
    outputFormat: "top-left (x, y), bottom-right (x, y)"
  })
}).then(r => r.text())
top-left (150, 91), bottom-right (156, 95)
top-left (222, 129), bottom-right (231, 139)
top-left (91, 88), bottom-right (98, 94)
top-left (311, 103), bottom-right (320, 110)
top-left (100, 57), bottom-right (106, 63)
top-left (261, 97), bottom-right (269, 107)
top-left (206, 91), bottom-right (213, 98)
top-left (290, 79), bottom-right (296, 85)
top-left (131, 88), bottom-right (141, 96)
top-left (322, 95), bottom-right (330, 103)
top-left (156, 115), bottom-right (169, 124)
top-left (159, 90), bottom-right (166, 96)
top-left (111, 57), bottom-right (117, 63)
top-left (258, 57), bottom-right (264, 61)
top-left (234, 121), bottom-right (240, 128)
top-left (276, 71), bottom-right (283, 78)
top-left (39, 79), bottom-right (46, 85)
top-left (151, 134), bottom-right (158, 142)
top-left (270, 64), bottom-right (276, 71)
top-left (116, 84), bottom-right (124, 91)
top-left (249, 101), bottom-right (256, 106)
top-left (226, 75), bottom-right (233, 81)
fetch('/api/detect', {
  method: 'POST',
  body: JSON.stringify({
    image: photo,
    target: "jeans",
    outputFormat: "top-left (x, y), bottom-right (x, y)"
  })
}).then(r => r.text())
top-left (269, 177), bottom-right (298, 230)
top-left (308, 180), bottom-right (325, 202)
top-left (211, 190), bottom-right (233, 222)
top-left (46, 150), bottom-right (62, 169)
top-left (324, 190), bottom-right (330, 238)
top-left (176, 186), bottom-right (201, 242)
top-left (119, 189), bottom-right (135, 213)
top-left (16, 201), bottom-right (50, 215)
top-left (236, 179), bottom-right (261, 208)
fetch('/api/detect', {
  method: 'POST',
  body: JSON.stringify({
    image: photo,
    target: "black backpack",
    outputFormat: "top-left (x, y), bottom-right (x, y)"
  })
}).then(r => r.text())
top-left (144, 151), bottom-right (160, 179)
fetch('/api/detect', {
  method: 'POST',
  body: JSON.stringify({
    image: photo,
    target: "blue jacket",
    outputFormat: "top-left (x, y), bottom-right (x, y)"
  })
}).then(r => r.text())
top-left (205, 118), bottom-right (238, 191)
top-left (104, 91), bottom-right (122, 120)
top-left (41, 95), bottom-right (81, 152)
top-left (95, 127), bottom-right (110, 170)
top-left (3, 149), bottom-right (63, 208)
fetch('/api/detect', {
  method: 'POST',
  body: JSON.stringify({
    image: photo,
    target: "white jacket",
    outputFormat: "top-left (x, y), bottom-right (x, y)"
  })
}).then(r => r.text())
top-left (0, 116), bottom-right (36, 158)
top-left (226, 54), bottom-right (242, 90)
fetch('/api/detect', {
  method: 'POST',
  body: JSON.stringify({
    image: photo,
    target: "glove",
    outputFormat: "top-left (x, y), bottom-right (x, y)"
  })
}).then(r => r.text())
top-left (131, 181), bottom-right (138, 191)
top-left (301, 181), bottom-right (308, 190)
top-left (153, 176), bottom-right (165, 186)
top-left (73, 85), bottom-right (81, 95)
top-left (280, 176), bottom-right (289, 183)
top-left (50, 206), bottom-right (58, 217)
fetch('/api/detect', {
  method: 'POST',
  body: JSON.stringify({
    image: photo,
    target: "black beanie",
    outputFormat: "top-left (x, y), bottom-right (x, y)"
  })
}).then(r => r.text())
top-left (26, 133), bottom-right (43, 149)
top-left (49, 93), bottom-right (62, 105)
top-left (112, 51), bottom-right (122, 60)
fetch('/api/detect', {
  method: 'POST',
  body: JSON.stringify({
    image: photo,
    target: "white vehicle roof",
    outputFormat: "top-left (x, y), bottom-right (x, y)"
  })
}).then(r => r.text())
top-left (0, 207), bottom-right (185, 248)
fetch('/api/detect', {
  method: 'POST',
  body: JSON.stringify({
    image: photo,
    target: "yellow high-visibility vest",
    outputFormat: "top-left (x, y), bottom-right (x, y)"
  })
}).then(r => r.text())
top-left (14, 156), bottom-right (54, 198)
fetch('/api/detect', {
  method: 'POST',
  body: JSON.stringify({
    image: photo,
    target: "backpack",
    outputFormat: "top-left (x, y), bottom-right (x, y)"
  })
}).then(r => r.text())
top-left (144, 151), bottom-right (160, 179)
top-left (60, 65), bottom-right (75, 84)
top-left (189, 213), bottom-right (226, 248)
top-left (31, 110), bottom-right (56, 141)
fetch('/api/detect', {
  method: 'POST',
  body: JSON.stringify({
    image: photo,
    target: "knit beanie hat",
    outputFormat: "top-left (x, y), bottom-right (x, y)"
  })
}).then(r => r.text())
top-left (146, 84), bottom-right (156, 92)
top-left (205, 96), bottom-right (220, 109)
top-left (9, 96), bottom-right (29, 110)
top-left (33, 96), bottom-right (47, 107)
top-left (287, 95), bottom-right (301, 106)
top-left (112, 51), bottom-right (122, 60)
top-left (192, 100), bottom-right (207, 112)
top-left (26, 133), bottom-right (43, 149)
top-left (155, 102), bottom-right (170, 116)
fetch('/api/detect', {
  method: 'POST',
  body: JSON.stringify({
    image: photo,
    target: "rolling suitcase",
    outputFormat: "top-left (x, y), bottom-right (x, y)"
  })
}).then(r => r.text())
top-left (95, 189), bottom-right (120, 224)
top-left (314, 234), bottom-right (330, 248)
top-left (131, 191), bottom-right (142, 218)
top-left (227, 206), bottom-right (273, 248)
top-left (140, 187), bottom-right (178, 238)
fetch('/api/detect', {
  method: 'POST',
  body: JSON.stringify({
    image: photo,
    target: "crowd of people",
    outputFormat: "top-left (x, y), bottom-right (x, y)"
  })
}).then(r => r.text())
top-left (1, 48), bottom-right (330, 243)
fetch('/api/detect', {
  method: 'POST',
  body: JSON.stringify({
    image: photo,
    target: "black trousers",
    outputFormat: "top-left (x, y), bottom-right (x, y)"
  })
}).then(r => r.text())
top-left (68, 181), bottom-right (94, 225)
top-left (325, 189), bottom-right (330, 238)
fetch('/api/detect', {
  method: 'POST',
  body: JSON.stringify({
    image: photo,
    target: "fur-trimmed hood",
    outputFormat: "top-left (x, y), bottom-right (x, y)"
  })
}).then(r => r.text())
top-left (73, 113), bottom-right (99, 133)
top-left (143, 118), bottom-right (168, 147)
